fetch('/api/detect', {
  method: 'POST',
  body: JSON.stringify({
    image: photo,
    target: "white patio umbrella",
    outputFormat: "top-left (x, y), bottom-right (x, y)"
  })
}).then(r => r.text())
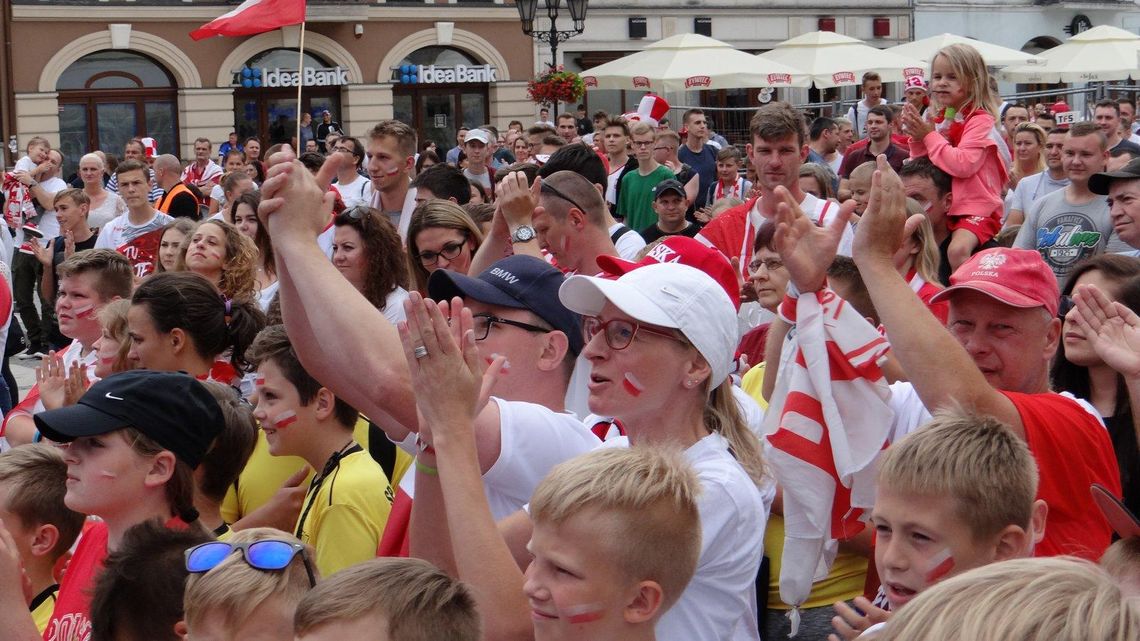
top-left (756, 30), bottom-right (926, 88)
top-left (887, 33), bottom-right (1041, 68)
top-left (997, 25), bottom-right (1140, 83)
top-left (580, 33), bottom-right (808, 92)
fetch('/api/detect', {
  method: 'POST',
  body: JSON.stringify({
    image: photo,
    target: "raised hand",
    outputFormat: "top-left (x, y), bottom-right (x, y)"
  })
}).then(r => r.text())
top-left (29, 240), bottom-right (51, 268)
top-left (257, 145), bottom-right (343, 246)
top-left (496, 171), bottom-right (541, 229)
top-left (900, 103), bottom-right (934, 139)
top-left (398, 292), bottom-right (503, 447)
top-left (829, 596), bottom-right (890, 641)
top-left (35, 351), bottom-right (68, 410)
top-left (853, 155), bottom-right (923, 267)
top-left (772, 185), bottom-right (854, 293)
top-left (1071, 283), bottom-right (1140, 379)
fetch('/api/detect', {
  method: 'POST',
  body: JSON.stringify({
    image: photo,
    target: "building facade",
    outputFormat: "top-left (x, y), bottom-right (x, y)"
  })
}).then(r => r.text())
top-left (2, 0), bottom-right (538, 172)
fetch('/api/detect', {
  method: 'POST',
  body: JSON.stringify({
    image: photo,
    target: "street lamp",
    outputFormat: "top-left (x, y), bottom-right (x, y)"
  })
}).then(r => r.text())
top-left (516, 0), bottom-right (588, 116)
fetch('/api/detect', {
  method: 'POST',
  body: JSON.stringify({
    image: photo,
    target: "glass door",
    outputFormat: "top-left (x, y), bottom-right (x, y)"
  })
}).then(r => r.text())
top-left (420, 93), bottom-right (456, 154)
top-left (95, 103), bottom-right (138, 157)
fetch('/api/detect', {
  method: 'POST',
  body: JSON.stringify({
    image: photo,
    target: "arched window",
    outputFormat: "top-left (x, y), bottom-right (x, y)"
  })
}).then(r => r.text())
top-left (57, 51), bottom-right (178, 176)
top-left (232, 49), bottom-right (343, 148)
top-left (391, 47), bottom-right (490, 153)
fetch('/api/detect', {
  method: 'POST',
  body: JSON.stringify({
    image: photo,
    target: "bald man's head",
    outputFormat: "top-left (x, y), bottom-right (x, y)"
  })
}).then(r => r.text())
top-left (540, 170), bottom-right (607, 227)
top-left (153, 154), bottom-right (181, 173)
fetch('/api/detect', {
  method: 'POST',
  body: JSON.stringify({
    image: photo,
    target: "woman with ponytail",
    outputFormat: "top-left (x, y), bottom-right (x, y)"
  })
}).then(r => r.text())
top-left (0, 370), bottom-right (224, 641)
top-left (128, 272), bottom-right (266, 387)
top-left (406, 260), bottom-right (770, 641)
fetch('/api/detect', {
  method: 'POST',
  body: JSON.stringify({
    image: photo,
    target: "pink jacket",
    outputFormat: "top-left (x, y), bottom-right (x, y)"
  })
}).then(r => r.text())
top-left (910, 111), bottom-right (1008, 219)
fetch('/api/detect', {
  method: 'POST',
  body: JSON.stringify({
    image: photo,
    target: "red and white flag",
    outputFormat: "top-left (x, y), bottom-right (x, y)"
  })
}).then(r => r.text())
top-left (190, 0), bottom-right (306, 41)
top-left (763, 288), bottom-right (894, 625)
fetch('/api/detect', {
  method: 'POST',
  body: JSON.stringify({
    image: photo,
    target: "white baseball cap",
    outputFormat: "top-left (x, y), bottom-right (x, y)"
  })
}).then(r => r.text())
top-left (464, 129), bottom-right (490, 145)
top-left (558, 262), bottom-right (738, 384)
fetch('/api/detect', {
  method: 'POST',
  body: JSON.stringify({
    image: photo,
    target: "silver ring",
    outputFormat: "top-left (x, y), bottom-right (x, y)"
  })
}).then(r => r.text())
top-left (413, 345), bottom-right (429, 360)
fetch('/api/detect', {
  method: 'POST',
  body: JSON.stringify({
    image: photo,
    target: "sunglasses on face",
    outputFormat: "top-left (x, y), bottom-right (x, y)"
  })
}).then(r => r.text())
top-left (185, 539), bottom-right (316, 587)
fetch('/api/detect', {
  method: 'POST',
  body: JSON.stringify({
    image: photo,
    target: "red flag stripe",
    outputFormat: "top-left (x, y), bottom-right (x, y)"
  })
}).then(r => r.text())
top-left (190, 0), bottom-right (306, 41)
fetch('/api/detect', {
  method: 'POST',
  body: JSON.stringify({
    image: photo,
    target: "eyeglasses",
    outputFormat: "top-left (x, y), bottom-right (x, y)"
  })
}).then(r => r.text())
top-left (540, 181), bottom-right (591, 215)
top-left (472, 313), bottom-right (552, 341)
top-left (185, 539), bottom-right (316, 587)
top-left (631, 140), bottom-right (655, 148)
top-left (417, 238), bottom-right (467, 266)
top-left (748, 257), bottom-right (785, 273)
top-left (582, 316), bottom-right (687, 351)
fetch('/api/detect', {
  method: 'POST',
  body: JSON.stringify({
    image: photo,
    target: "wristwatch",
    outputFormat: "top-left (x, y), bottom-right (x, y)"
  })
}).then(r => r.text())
top-left (510, 225), bottom-right (536, 244)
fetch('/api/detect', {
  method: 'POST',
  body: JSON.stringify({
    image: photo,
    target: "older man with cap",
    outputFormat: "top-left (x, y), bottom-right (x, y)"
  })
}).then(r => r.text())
top-left (774, 156), bottom-right (1121, 569)
top-left (640, 178), bottom-right (701, 243)
top-left (1090, 156), bottom-right (1140, 257)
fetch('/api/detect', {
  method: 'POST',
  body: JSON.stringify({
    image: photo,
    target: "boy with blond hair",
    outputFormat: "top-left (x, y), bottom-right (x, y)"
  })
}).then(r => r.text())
top-left (831, 408), bottom-right (1046, 639)
top-left (182, 527), bottom-right (315, 639)
top-left (294, 557), bottom-right (479, 641)
top-left (525, 446), bottom-right (703, 641)
top-left (0, 445), bottom-right (85, 633)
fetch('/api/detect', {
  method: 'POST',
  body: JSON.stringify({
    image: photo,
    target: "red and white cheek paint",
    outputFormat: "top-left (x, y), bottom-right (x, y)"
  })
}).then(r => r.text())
top-left (272, 410), bottom-right (298, 429)
top-left (622, 372), bottom-right (645, 397)
top-left (559, 602), bottom-right (606, 624)
top-left (924, 547), bottom-right (956, 583)
top-left (485, 354), bottom-right (511, 375)
top-left (73, 304), bottom-right (96, 319)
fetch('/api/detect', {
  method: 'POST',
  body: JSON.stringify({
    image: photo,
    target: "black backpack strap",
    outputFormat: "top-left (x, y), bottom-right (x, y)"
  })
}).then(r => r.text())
top-left (366, 420), bottom-right (399, 482)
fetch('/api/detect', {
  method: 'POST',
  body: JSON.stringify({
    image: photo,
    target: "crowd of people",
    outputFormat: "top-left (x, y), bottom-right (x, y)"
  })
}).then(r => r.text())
top-left (0, 40), bottom-right (1137, 641)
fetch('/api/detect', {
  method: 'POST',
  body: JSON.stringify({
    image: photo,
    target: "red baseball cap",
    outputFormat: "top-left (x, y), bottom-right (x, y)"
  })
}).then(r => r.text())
top-left (1050, 101), bottom-right (1070, 115)
top-left (596, 236), bottom-right (740, 310)
top-left (930, 248), bottom-right (1059, 317)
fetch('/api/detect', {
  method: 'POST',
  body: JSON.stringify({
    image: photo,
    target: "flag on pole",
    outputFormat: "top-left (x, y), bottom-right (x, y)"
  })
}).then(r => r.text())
top-left (190, 0), bottom-right (306, 41)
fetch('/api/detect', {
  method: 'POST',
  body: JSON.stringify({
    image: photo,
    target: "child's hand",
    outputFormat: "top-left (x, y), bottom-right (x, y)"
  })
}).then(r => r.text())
top-left (900, 104), bottom-right (933, 140)
top-left (829, 596), bottom-right (890, 641)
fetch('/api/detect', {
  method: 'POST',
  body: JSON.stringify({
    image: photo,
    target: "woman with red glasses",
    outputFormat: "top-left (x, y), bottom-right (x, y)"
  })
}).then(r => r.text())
top-left (403, 261), bottom-right (769, 641)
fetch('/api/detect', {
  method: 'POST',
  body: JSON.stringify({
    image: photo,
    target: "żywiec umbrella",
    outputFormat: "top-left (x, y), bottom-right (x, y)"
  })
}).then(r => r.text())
top-left (757, 30), bottom-right (926, 88)
top-left (998, 25), bottom-right (1140, 83)
top-left (887, 33), bottom-right (1041, 68)
top-left (580, 33), bottom-right (807, 92)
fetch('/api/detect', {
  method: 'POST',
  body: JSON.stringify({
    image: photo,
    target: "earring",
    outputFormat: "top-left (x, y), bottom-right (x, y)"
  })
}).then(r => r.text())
top-left (685, 379), bottom-right (697, 388)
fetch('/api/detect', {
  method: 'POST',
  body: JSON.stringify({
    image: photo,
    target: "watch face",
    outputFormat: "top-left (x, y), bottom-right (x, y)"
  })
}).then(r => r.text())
top-left (514, 226), bottom-right (535, 242)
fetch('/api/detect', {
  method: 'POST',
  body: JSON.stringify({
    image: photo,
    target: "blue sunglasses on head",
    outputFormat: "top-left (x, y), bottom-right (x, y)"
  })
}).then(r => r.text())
top-left (185, 539), bottom-right (316, 587)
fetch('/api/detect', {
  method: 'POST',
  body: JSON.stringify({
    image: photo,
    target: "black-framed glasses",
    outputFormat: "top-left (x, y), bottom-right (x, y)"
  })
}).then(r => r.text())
top-left (582, 316), bottom-right (687, 351)
top-left (185, 539), bottom-right (316, 587)
top-left (417, 237), bottom-right (468, 266)
top-left (540, 181), bottom-right (591, 215)
top-left (631, 140), bottom-right (655, 148)
top-left (472, 313), bottom-right (553, 341)
top-left (748, 257), bottom-right (785, 274)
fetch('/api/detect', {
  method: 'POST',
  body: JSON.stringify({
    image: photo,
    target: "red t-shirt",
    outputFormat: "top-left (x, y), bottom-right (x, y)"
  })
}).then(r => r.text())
top-left (1001, 391), bottom-right (1122, 561)
top-left (42, 522), bottom-right (108, 641)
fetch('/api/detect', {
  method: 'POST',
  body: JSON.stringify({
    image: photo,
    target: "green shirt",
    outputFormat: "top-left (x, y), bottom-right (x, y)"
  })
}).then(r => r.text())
top-left (617, 164), bottom-right (675, 232)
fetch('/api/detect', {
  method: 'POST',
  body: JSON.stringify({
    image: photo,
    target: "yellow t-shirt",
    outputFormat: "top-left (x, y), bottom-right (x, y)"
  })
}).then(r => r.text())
top-left (221, 431), bottom-right (310, 524)
top-left (741, 362), bottom-right (868, 609)
top-left (295, 448), bottom-right (393, 577)
top-left (221, 417), bottom-right (410, 525)
top-left (31, 584), bottom-right (58, 633)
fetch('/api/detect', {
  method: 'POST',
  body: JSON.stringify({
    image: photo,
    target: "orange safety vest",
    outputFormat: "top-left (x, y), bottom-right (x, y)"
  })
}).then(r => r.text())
top-left (156, 182), bottom-right (198, 213)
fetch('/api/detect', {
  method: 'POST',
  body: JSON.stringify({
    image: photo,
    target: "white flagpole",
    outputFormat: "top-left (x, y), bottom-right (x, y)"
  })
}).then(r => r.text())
top-left (295, 20), bottom-right (306, 149)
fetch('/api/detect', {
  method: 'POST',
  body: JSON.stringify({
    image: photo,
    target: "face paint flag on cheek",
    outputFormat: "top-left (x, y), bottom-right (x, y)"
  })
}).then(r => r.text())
top-left (273, 410), bottom-right (298, 429)
top-left (559, 603), bottom-right (606, 624)
top-left (924, 547), bottom-right (956, 583)
top-left (622, 372), bottom-right (645, 397)
top-left (73, 304), bottom-right (96, 319)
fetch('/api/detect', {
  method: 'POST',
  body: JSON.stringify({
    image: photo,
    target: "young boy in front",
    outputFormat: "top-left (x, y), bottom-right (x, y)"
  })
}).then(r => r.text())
top-left (0, 445), bottom-right (85, 633)
top-left (831, 408), bottom-right (1047, 639)
top-left (246, 324), bottom-right (392, 576)
top-left (525, 447), bottom-right (702, 641)
top-left (847, 161), bottom-right (876, 217)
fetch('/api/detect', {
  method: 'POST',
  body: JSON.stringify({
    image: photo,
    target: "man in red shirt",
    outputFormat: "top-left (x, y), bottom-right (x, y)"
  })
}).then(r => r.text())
top-left (777, 156), bottom-right (1121, 562)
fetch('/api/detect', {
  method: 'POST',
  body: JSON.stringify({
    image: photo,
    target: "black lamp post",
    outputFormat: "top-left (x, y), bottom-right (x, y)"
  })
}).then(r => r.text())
top-left (516, 0), bottom-right (588, 117)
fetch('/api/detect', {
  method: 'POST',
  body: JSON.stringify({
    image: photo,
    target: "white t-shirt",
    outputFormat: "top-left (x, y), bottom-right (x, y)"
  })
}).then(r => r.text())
top-left (86, 192), bottom-right (127, 231)
top-left (600, 432), bottom-right (767, 641)
top-left (94, 210), bottom-right (173, 251)
top-left (609, 222), bottom-right (647, 260)
top-left (334, 175), bottom-right (374, 209)
top-left (382, 287), bottom-right (409, 326)
top-left (14, 156), bottom-right (36, 173)
top-left (481, 397), bottom-right (598, 519)
top-left (1010, 170), bottom-right (1069, 215)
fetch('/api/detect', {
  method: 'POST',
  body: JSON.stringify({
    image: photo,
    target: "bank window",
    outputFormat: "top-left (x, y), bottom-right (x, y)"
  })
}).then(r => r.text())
top-left (56, 50), bottom-right (178, 178)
